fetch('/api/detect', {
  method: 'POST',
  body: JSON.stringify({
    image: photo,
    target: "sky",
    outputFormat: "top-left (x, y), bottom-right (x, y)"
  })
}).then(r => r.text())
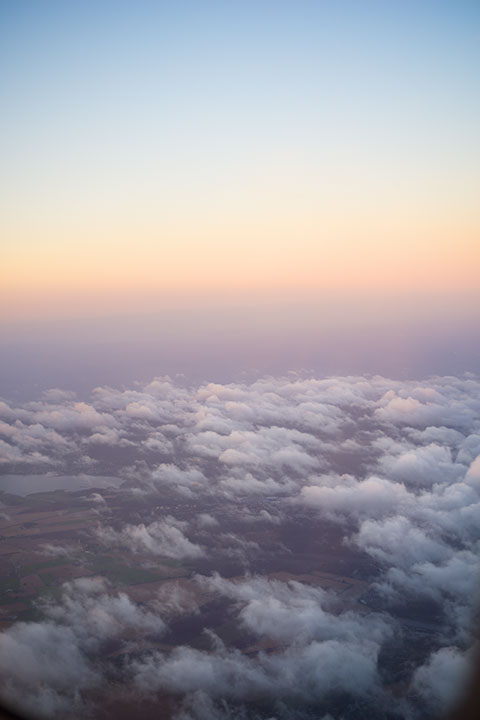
top-left (1, 0), bottom-right (479, 391)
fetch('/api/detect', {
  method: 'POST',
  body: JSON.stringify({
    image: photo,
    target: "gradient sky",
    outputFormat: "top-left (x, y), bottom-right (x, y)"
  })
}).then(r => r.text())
top-left (1, 0), bottom-right (479, 320)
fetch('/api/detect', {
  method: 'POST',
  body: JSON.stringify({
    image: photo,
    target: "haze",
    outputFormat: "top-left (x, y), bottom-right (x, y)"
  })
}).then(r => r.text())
top-left (1, 1), bottom-right (479, 397)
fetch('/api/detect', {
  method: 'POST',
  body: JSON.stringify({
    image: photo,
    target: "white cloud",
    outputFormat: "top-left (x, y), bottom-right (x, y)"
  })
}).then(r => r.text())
top-left (2, 372), bottom-right (480, 717)
top-left (96, 518), bottom-right (204, 560)
top-left (412, 646), bottom-right (473, 713)
top-left (0, 577), bottom-right (165, 718)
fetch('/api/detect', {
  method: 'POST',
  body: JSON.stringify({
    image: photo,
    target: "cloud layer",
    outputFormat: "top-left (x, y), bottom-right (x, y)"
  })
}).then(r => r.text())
top-left (1, 373), bottom-right (479, 718)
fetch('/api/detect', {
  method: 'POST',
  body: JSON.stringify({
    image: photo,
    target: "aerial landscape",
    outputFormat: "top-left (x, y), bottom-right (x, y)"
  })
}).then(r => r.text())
top-left (1, 1), bottom-right (479, 719)
top-left (1, 374), bottom-right (479, 718)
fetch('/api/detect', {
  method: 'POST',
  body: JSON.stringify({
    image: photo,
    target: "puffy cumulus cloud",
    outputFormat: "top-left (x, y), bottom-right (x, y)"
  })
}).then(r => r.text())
top-left (235, 508), bottom-right (282, 525)
top-left (2, 372), bottom-right (479, 494)
top-left (0, 420), bottom-right (74, 453)
top-left (46, 577), bottom-right (165, 640)
top-left (219, 470), bottom-right (296, 497)
top-left (96, 518), bottom-right (204, 560)
top-left (298, 456), bottom-right (480, 633)
top-left (214, 534), bottom-right (261, 565)
top-left (143, 431), bottom-right (174, 454)
top-left (413, 479), bottom-right (480, 541)
top-left (289, 465), bottom-right (479, 648)
top-left (0, 577), bottom-right (165, 718)
top-left (153, 581), bottom-right (201, 619)
top-left (132, 637), bottom-right (383, 705)
top-left (0, 400), bottom-right (19, 423)
top-left (300, 475), bottom-right (409, 521)
top-left (374, 381), bottom-right (478, 429)
top-left (187, 425), bottom-right (322, 476)
top-left (85, 492), bottom-right (107, 506)
top-left (406, 425), bottom-right (465, 448)
top-left (128, 575), bottom-right (392, 718)
top-left (0, 397), bottom-right (117, 470)
top-left (0, 416), bottom-right (74, 466)
top-left (0, 438), bottom-right (41, 465)
top-left (465, 455), bottom-right (480, 489)
top-left (24, 400), bottom-right (118, 432)
top-left (379, 552), bottom-right (480, 625)
top-left (92, 378), bottom-right (196, 428)
top-left (457, 434), bottom-right (480, 465)
top-left (352, 516), bottom-right (450, 569)
top-left (375, 394), bottom-right (434, 425)
top-left (412, 646), bottom-right (473, 714)
top-left (290, 379), bottom-right (480, 649)
top-left (150, 464), bottom-right (209, 491)
top-left (1, 373), bottom-right (480, 718)
top-left (378, 443), bottom-right (465, 488)
top-left (195, 513), bottom-right (218, 528)
top-left (85, 426), bottom-right (127, 446)
top-left (0, 621), bottom-right (96, 718)
top-left (352, 511), bottom-right (480, 640)
top-left (198, 575), bottom-right (392, 646)
top-left (193, 380), bottom-right (345, 437)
